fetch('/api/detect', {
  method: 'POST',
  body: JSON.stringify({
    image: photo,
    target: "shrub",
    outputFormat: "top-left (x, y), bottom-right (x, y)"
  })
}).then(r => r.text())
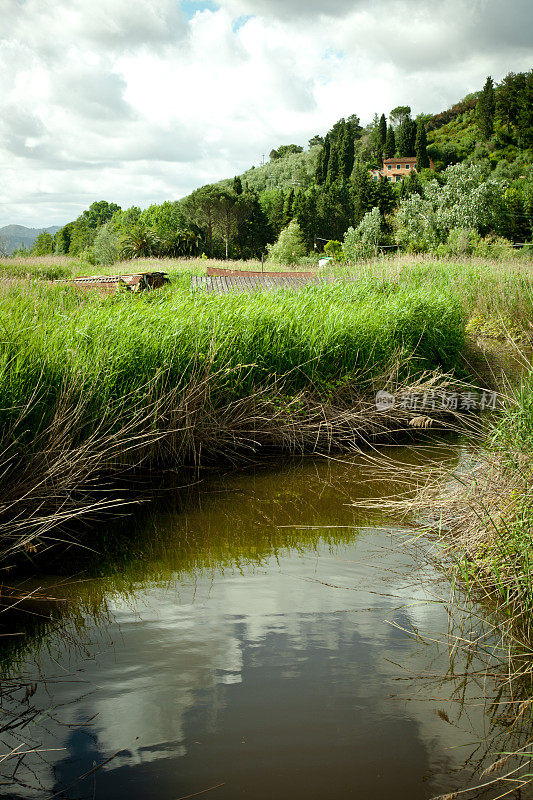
top-left (92, 222), bottom-right (122, 265)
top-left (394, 162), bottom-right (509, 251)
top-left (473, 234), bottom-right (515, 259)
top-left (343, 207), bottom-right (383, 261)
top-left (324, 240), bottom-right (343, 258)
top-left (444, 228), bottom-right (481, 256)
top-left (267, 221), bottom-right (307, 266)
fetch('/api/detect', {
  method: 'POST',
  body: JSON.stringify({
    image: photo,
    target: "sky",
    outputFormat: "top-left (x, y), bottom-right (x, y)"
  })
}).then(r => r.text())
top-left (0, 0), bottom-right (532, 228)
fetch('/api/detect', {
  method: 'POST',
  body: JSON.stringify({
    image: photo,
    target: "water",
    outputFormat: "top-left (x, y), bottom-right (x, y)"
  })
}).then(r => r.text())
top-left (2, 445), bottom-right (531, 799)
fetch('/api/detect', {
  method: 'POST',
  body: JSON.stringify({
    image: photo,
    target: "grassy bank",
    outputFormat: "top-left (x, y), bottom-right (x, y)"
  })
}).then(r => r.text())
top-left (446, 375), bottom-right (533, 639)
top-left (3, 251), bottom-right (533, 569)
top-left (2, 252), bottom-right (532, 330)
top-left (0, 274), bottom-right (466, 568)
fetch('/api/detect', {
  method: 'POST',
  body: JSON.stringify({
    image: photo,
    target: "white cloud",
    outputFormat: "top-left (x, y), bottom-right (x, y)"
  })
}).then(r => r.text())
top-left (0, 0), bottom-right (531, 227)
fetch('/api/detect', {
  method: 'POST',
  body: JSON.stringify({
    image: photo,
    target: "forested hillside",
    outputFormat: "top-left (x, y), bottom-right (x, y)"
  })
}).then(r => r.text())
top-left (0, 224), bottom-right (60, 256)
top-left (18, 68), bottom-right (532, 264)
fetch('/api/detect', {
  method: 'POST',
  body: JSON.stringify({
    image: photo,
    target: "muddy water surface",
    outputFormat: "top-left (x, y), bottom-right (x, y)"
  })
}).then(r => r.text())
top-left (2, 444), bottom-right (530, 799)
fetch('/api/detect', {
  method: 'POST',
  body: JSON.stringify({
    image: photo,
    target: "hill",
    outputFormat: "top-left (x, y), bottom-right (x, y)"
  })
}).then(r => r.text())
top-left (0, 224), bottom-right (61, 255)
top-left (40, 68), bottom-right (532, 262)
top-left (221, 146), bottom-right (321, 193)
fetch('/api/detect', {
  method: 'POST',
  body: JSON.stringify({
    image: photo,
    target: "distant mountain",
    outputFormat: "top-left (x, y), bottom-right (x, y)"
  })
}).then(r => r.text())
top-left (0, 224), bottom-right (61, 255)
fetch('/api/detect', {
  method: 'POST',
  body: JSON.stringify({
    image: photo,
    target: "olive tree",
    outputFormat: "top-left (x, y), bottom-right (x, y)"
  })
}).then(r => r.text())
top-left (343, 207), bottom-right (383, 261)
top-left (267, 221), bottom-right (307, 265)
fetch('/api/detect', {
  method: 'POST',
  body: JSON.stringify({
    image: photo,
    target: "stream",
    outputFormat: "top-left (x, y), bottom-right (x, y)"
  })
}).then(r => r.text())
top-left (1, 441), bottom-right (531, 799)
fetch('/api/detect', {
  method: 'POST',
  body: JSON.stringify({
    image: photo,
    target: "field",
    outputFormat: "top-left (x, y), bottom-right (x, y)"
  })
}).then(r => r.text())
top-left (1, 251), bottom-right (533, 568)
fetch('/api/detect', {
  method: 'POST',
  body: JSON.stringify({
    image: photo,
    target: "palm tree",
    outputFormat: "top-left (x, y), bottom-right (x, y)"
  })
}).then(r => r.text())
top-left (120, 226), bottom-right (161, 259)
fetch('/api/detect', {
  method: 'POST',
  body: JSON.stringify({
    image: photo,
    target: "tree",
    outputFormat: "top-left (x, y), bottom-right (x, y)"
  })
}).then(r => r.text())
top-left (140, 201), bottom-right (187, 239)
top-left (394, 161), bottom-right (509, 250)
top-left (237, 190), bottom-right (272, 257)
top-left (211, 189), bottom-right (240, 259)
top-left (316, 183), bottom-right (352, 241)
top-left (79, 200), bottom-right (121, 229)
top-left (294, 188), bottom-right (318, 251)
top-left (276, 144), bottom-right (304, 159)
top-left (397, 115), bottom-right (416, 156)
top-left (501, 187), bottom-right (530, 243)
top-left (415, 120), bottom-right (430, 169)
top-left (53, 223), bottom-right (74, 254)
top-left (368, 113), bottom-right (382, 164)
top-left (315, 136), bottom-right (330, 185)
top-left (326, 143), bottom-right (339, 185)
top-left (496, 72), bottom-right (525, 135)
top-left (267, 221), bottom-right (307, 265)
top-left (308, 135), bottom-right (324, 148)
top-left (477, 76), bottom-right (495, 139)
top-left (182, 185), bottom-right (221, 256)
top-left (113, 206), bottom-right (142, 232)
top-left (352, 162), bottom-right (375, 226)
top-left (67, 221), bottom-right (93, 255)
top-left (121, 226), bottom-right (161, 259)
top-left (92, 221), bottom-right (122, 264)
top-left (517, 70), bottom-right (533, 147)
top-left (339, 122), bottom-right (355, 181)
top-left (346, 114), bottom-right (363, 139)
top-left (283, 188), bottom-right (295, 226)
top-left (384, 125), bottom-right (396, 158)
top-left (374, 175), bottom-right (397, 218)
top-left (270, 149), bottom-right (280, 161)
top-left (233, 176), bottom-right (243, 195)
top-left (343, 207), bottom-right (383, 261)
top-left (260, 189), bottom-right (286, 237)
top-left (398, 171), bottom-right (423, 199)
top-left (379, 114), bottom-right (387, 146)
top-left (32, 231), bottom-right (54, 255)
top-left (389, 106), bottom-right (411, 127)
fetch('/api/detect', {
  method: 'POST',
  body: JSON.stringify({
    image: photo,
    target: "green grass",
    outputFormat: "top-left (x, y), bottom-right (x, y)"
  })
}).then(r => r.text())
top-left (0, 271), bottom-right (469, 565)
top-left (0, 278), bottom-right (464, 440)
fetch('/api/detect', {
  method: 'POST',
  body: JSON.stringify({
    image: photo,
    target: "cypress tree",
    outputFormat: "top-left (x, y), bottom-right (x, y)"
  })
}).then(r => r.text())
top-left (232, 176), bottom-right (243, 195)
top-left (384, 125), bottom-right (396, 158)
top-left (340, 124), bottom-right (355, 181)
top-left (374, 175), bottom-right (397, 218)
top-left (283, 188), bottom-right (295, 226)
top-left (477, 76), bottom-right (495, 139)
top-left (315, 136), bottom-right (330, 185)
top-left (352, 162), bottom-right (375, 226)
top-left (399, 171), bottom-right (423, 199)
top-left (295, 188), bottom-right (318, 250)
top-left (517, 70), bottom-right (533, 147)
top-left (415, 120), bottom-right (430, 169)
top-left (379, 114), bottom-right (387, 146)
top-left (247, 190), bottom-right (272, 256)
top-left (327, 145), bottom-right (339, 184)
top-left (397, 116), bottom-right (416, 156)
top-left (316, 184), bottom-right (352, 242)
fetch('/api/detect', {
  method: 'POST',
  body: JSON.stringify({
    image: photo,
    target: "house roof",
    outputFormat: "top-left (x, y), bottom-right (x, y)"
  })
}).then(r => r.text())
top-left (382, 157), bottom-right (416, 163)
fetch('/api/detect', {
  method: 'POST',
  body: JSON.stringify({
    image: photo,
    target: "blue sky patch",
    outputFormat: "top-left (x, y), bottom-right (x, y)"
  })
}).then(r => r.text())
top-left (180, 0), bottom-right (218, 20)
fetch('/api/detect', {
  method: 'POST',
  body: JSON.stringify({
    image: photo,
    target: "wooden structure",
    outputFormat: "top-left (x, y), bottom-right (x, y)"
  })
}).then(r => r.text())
top-left (192, 272), bottom-right (331, 294)
top-left (60, 271), bottom-right (169, 294)
top-left (206, 267), bottom-right (315, 278)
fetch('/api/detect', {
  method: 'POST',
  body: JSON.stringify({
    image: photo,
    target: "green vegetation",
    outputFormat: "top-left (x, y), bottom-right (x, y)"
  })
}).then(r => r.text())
top-left (429, 375), bottom-right (533, 648)
top-left (0, 267), bottom-right (471, 565)
top-left (266, 221), bottom-right (307, 265)
top-left (9, 69), bottom-right (530, 269)
top-left (0, 277), bottom-right (465, 432)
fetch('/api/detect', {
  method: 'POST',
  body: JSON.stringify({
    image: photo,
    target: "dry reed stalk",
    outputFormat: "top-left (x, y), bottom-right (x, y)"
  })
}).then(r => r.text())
top-left (0, 352), bottom-right (466, 569)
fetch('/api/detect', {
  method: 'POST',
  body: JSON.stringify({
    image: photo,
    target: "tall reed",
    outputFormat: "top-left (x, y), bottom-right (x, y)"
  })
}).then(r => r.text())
top-left (0, 278), bottom-right (466, 566)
